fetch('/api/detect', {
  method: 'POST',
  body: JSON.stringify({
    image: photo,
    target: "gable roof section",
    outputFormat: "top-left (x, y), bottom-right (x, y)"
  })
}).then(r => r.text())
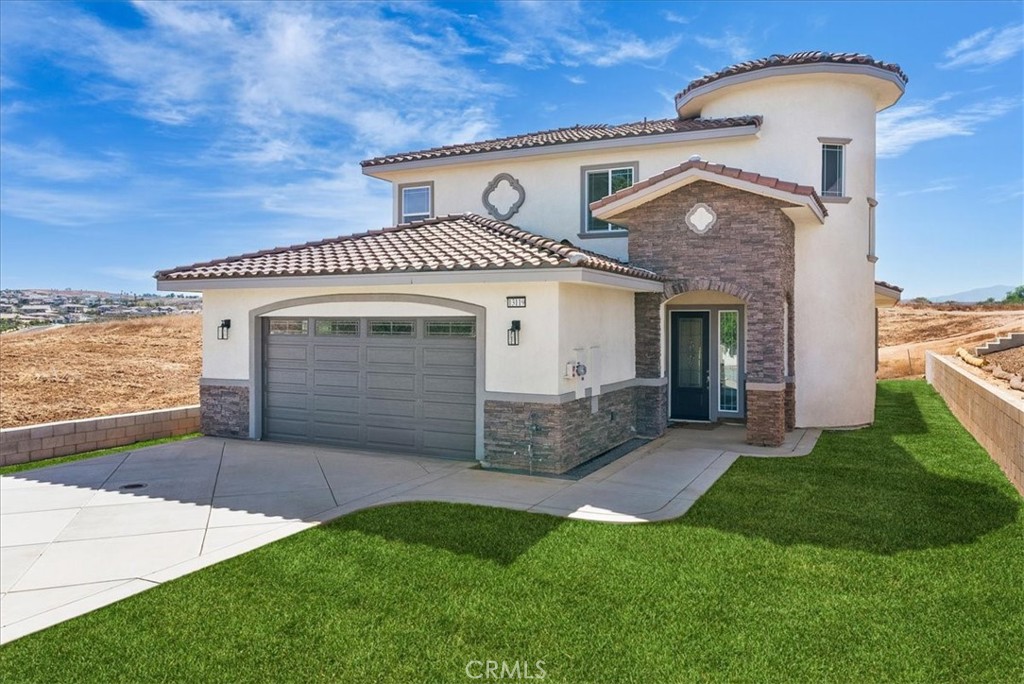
top-left (590, 159), bottom-right (827, 225)
top-left (360, 116), bottom-right (761, 169)
top-left (155, 214), bottom-right (662, 283)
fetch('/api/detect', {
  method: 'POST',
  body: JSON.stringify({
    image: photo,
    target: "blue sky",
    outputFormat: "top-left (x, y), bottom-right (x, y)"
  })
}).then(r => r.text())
top-left (0, 1), bottom-right (1021, 298)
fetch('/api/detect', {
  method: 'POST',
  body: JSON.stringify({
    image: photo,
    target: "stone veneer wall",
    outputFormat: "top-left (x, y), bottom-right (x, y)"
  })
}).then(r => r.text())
top-left (623, 180), bottom-right (796, 446)
top-left (200, 383), bottom-right (250, 438)
top-left (484, 385), bottom-right (636, 474)
top-left (0, 406), bottom-right (200, 467)
top-left (926, 353), bottom-right (1023, 496)
top-left (634, 292), bottom-right (669, 437)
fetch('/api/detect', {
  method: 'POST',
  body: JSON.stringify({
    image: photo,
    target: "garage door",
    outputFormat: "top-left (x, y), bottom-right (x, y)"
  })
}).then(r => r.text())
top-left (262, 316), bottom-right (476, 459)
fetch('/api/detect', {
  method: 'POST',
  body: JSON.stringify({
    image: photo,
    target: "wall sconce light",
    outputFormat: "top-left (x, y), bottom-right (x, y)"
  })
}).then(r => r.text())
top-left (507, 320), bottom-right (521, 346)
top-left (217, 319), bottom-right (231, 340)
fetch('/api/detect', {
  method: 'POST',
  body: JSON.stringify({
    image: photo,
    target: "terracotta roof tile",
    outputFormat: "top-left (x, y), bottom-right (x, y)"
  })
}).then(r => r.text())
top-left (678, 51), bottom-right (908, 99)
top-left (360, 116), bottom-right (761, 168)
top-left (875, 280), bottom-right (904, 293)
top-left (588, 159), bottom-right (828, 217)
top-left (155, 214), bottom-right (663, 283)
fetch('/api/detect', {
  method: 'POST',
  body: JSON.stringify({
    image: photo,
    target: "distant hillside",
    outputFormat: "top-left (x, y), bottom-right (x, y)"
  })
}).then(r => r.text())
top-left (929, 285), bottom-right (1016, 303)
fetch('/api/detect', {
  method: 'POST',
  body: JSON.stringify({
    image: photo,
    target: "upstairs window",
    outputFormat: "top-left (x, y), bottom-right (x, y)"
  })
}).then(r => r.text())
top-left (819, 139), bottom-right (849, 198)
top-left (582, 164), bottom-right (635, 233)
top-left (400, 183), bottom-right (432, 223)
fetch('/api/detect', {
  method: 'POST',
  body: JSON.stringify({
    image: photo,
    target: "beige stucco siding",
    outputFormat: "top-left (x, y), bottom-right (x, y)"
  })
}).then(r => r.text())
top-left (200, 281), bottom-right (638, 399)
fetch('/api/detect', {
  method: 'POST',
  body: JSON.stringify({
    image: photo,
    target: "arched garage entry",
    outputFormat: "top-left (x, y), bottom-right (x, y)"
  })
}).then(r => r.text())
top-left (248, 294), bottom-right (486, 460)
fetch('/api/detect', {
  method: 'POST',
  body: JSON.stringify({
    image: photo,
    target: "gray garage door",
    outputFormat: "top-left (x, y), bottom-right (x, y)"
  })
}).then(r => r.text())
top-left (262, 316), bottom-right (476, 459)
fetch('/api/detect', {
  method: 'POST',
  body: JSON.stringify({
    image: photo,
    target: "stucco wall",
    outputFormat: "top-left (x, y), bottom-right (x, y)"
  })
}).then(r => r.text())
top-left (371, 73), bottom-right (882, 429)
top-left (201, 281), bottom-right (636, 398)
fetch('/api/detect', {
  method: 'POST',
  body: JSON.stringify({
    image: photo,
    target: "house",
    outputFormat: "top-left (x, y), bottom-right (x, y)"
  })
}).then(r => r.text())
top-left (157, 51), bottom-right (905, 475)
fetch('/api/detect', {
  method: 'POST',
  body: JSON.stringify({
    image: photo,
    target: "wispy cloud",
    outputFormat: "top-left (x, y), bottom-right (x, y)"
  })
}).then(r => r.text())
top-left (485, 1), bottom-right (681, 69)
top-left (694, 31), bottom-right (754, 62)
top-left (877, 94), bottom-right (1019, 157)
top-left (895, 178), bottom-right (959, 197)
top-left (1, 142), bottom-right (129, 182)
top-left (565, 75), bottom-right (586, 86)
top-left (941, 24), bottom-right (1024, 69)
top-left (0, 2), bottom-right (501, 167)
top-left (664, 11), bottom-right (692, 25)
top-left (0, 186), bottom-right (128, 226)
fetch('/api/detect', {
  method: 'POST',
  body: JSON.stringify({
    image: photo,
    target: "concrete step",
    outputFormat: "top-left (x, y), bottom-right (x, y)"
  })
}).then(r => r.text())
top-left (976, 331), bottom-right (1024, 356)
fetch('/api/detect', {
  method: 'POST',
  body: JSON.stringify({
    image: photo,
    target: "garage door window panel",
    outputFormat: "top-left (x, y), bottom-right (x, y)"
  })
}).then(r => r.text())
top-left (369, 320), bottom-right (415, 337)
top-left (315, 319), bottom-right (360, 336)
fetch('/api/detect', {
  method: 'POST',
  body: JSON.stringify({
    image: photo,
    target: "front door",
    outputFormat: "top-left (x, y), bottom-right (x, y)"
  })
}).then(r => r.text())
top-left (670, 311), bottom-right (710, 420)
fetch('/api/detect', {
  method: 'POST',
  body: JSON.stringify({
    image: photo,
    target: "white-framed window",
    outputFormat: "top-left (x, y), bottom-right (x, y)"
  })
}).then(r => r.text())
top-left (821, 143), bottom-right (845, 197)
top-left (399, 182), bottom-right (432, 223)
top-left (582, 164), bottom-right (635, 232)
top-left (718, 310), bottom-right (740, 412)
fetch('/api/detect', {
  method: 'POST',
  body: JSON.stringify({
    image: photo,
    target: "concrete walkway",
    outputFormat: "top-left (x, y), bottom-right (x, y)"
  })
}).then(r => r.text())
top-left (0, 424), bottom-right (819, 644)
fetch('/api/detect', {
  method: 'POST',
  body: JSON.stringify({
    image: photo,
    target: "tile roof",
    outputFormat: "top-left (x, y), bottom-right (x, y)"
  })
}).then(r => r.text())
top-left (875, 280), bottom-right (904, 293)
top-left (155, 214), bottom-right (662, 283)
top-left (678, 51), bottom-right (908, 99)
top-left (360, 116), bottom-right (761, 168)
top-left (589, 159), bottom-right (828, 217)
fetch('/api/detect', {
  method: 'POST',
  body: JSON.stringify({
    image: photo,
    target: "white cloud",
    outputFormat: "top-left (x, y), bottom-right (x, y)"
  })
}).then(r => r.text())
top-left (694, 31), bottom-right (754, 62)
top-left (1, 2), bottom-right (502, 167)
top-left (877, 95), bottom-right (1019, 157)
top-left (1, 142), bottom-right (129, 182)
top-left (0, 186), bottom-right (127, 225)
top-left (895, 179), bottom-right (959, 197)
top-left (486, 1), bottom-right (680, 69)
top-left (566, 75), bottom-right (586, 86)
top-left (664, 11), bottom-right (691, 25)
top-left (941, 24), bottom-right (1024, 69)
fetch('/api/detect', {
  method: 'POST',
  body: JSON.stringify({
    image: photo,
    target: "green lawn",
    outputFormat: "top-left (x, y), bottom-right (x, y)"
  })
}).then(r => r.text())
top-left (1, 380), bottom-right (1021, 683)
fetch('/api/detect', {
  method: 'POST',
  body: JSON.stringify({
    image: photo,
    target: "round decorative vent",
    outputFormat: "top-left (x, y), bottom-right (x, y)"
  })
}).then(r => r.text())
top-left (685, 203), bottom-right (717, 234)
top-left (482, 173), bottom-right (526, 221)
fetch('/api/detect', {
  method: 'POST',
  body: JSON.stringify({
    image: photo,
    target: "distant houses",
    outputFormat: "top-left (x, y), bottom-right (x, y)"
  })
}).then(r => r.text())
top-left (0, 289), bottom-right (202, 331)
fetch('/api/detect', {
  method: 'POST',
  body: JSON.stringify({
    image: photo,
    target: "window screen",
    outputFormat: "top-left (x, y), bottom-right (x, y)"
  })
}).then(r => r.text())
top-left (821, 144), bottom-right (844, 197)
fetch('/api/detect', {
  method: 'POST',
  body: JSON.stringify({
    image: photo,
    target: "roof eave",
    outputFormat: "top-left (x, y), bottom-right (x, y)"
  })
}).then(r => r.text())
top-left (591, 168), bottom-right (826, 226)
top-left (675, 63), bottom-right (907, 118)
top-left (874, 282), bottom-right (903, 307)
top-left (155, 266), bottom-right (665, 293)
top-left (360, 124), bottom-right (760, 176)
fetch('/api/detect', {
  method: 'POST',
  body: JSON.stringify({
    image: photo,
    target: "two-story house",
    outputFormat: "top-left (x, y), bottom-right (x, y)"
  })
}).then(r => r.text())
top-left (157, 52), bottom-right (905, 474)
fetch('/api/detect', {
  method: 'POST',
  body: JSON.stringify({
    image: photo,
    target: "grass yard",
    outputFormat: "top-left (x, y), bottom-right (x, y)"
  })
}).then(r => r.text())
top-left (1, 380), bottom-right (1021, 682)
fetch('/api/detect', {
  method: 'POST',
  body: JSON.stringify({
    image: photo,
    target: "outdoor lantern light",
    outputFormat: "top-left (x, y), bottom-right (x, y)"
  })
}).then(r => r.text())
top-left (217, 319), bottom-right (231, 340)
top-left (507, 320), bottom-right (521, 346)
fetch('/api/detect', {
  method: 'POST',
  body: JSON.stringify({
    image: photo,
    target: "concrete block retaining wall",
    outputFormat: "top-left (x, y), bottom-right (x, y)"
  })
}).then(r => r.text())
top-left (0, 406), bottom-right (201, 467)
top-left (926, 352), bottom-right (1023, 496)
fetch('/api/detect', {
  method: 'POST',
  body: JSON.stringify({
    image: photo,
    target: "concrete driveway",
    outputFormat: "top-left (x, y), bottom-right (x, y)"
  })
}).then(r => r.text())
top-left (0, 426), bottom-right (818, 644)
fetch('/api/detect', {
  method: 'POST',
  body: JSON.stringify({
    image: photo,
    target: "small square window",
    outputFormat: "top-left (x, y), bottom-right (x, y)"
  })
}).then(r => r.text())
top-left (369, 320), bottom-right (415, 337)
top-left (315, 319), bottom-right (359, 336)
top-left (400, 184), bottom-right (432, 223)
top-left (268, 319), bottom-right (308, 335)
top-left (821, 144), bottom-right (845, 197)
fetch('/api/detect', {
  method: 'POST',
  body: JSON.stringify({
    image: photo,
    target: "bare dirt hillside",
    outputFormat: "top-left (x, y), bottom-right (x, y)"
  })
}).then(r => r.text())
top-left (877, 307), bottom-right (1024, 379)
top-left (0, 316), bottom-right (201, 428)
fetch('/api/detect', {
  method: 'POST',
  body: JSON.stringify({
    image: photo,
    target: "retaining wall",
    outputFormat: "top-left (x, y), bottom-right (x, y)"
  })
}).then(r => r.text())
top-left (926, 352), bottom-right (1023, 496)
top-left (0, 406), bottom-right (200, 467)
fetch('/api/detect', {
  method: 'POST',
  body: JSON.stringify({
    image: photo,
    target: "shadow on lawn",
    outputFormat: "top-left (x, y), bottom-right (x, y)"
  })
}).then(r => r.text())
top-left (682, 383), bottom-right (1021, 555)
top-left (329, 501), bottom-right (565, 565)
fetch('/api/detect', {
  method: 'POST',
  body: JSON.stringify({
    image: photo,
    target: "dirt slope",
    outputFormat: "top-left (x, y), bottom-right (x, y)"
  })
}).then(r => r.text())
top-left (877, 307), bottom-right (1024, 379)
top-left (0, 316), bottom-right (201, 428)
